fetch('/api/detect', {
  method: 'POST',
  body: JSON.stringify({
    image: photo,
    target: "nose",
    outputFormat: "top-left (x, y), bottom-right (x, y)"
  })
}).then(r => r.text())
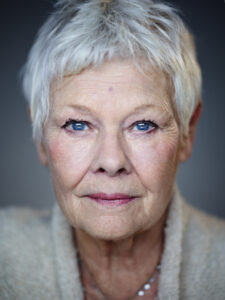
top-left (91, 133), bottom-right (132, 177)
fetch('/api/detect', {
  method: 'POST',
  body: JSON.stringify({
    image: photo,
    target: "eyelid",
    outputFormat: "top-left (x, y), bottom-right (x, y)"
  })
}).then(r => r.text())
top-left (128, 119), bottom-right (158, 134)
top-left (122, 113), bottom-right (159, 128)
top-left (61, 119), bottom-right (91, 131)
top-left (131, 119), bottom-right (158, 128)
top-left (61, 119), bottom-right (93, 136)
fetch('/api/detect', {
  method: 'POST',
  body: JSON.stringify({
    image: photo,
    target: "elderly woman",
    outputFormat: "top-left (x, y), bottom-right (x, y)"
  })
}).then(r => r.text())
top-left (1, 0), bottom-right (225, 299)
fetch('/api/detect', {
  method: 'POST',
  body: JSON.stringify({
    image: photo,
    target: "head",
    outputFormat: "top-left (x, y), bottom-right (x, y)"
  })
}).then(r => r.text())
top-left (22, 0), bottom-right (202, 240)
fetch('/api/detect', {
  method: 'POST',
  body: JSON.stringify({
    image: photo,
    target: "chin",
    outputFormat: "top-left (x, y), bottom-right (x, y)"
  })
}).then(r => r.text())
top-left (85, 229), bottom-right (136, 242)
top-left (79, 215), bottom-right (144, 241)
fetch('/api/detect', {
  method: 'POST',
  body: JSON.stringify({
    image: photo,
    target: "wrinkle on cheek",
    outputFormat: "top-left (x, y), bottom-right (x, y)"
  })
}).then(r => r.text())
top-left (47, 136), bottom-right (94, 188)
top-left (127, 127), bottom-right (179, 212)
top-left (142, 196), bottom-right (155, 219)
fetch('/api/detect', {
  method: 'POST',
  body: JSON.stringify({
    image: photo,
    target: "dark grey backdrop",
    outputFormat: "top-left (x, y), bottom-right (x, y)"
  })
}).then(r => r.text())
top-left (1, 0), bottom-right (225, 218)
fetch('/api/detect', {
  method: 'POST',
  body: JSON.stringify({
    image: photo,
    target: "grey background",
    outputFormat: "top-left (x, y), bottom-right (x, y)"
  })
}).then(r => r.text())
top-left (1, 1), bottom-right (225, 218)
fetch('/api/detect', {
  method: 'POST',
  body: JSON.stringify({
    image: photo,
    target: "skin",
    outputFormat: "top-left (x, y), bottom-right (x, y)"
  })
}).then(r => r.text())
top-left (36, 60), bottom-right (201, 300)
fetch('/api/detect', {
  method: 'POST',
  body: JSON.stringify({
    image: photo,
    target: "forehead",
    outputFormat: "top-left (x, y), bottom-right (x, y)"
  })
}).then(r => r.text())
top-left (51, 60), bottom-right (173, 114)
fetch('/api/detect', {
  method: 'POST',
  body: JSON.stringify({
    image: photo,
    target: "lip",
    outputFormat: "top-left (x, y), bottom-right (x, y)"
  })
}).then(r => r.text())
top-left (87, 193), bottom-right (137, 206)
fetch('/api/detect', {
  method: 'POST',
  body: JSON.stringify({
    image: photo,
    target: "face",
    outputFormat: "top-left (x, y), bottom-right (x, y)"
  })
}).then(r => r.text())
top-left (40, 60), bottom-right (185, 241)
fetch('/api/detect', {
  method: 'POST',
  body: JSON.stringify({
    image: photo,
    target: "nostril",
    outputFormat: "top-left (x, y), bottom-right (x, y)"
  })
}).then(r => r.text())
top-left (118, 168), bottom-right (125, 174)
top-left (97, 167), bottom-right (127, 175)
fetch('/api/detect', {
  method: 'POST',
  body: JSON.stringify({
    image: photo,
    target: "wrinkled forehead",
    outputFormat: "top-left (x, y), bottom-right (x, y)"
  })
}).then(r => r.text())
top-left (50, 60), bottom-right (176, 117)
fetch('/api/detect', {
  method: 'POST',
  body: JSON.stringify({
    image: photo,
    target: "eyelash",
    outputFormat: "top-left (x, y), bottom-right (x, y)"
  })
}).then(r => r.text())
top-left (61, 118), bottom-right (90, 130)
top-left (61, 119), bottom-right (158, 133)
top-left (131, 119), bottom-right (158, 133)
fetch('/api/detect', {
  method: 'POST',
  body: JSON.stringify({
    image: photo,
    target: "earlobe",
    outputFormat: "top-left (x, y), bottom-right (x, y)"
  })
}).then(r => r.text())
top-left (179, 101), bottom-right (202, 163)
top-left (36, 141), bottom-right (48, 166)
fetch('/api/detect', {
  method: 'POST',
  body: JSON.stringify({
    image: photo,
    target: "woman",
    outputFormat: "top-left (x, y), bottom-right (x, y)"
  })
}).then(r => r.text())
top-left (1, 0), bottom-right (225, 299)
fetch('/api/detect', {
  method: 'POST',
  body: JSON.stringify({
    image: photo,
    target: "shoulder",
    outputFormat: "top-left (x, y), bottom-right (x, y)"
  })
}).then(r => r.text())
top-left (0, 205), bottom-right (53, 260)
top-left (0, 205), bottom-right (52, 222)
top-left (0, 206), bottom-right (59, 299)
top-left (183, 201), bottom-right (225, 245)
top-left (0, 205), bottom-right (52, 245)
top-left (180, 201), bottom-right (225, 299)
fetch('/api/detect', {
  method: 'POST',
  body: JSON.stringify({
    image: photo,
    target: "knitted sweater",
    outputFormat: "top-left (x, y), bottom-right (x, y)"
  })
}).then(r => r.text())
top-left (1, 187), bottom-right (225, 300)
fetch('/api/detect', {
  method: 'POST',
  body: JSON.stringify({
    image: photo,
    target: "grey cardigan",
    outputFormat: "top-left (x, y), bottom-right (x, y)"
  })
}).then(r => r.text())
top-left (1, 187), bottom-right (225, 300)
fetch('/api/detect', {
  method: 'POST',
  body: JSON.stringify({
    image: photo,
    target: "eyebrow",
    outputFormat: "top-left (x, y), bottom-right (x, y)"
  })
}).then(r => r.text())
top-left (67, 103), bottom-right (165, 115)
top-left (132, 104), bottom-right (166, 113)
top-left (67, 104), bottom-right (93, 114)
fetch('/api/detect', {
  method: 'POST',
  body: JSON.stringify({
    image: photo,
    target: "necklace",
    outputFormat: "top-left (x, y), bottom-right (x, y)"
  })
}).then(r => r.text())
top-left (133, 263), bottom-right (161, 298)
top-left (133, 263), bottom-right (161, 300)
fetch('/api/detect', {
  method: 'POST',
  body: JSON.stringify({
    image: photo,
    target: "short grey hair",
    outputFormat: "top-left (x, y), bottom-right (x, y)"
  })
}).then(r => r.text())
top-left (22, 0), bottom-right (202, 143)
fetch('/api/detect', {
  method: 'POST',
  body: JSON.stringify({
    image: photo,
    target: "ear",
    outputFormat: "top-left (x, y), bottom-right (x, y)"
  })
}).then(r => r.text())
top-left (36, 141), bottom-right (48, 166)
top-left (179, 101), bottom-right (202, 162)
top-left (27, 106), bottom-right (48, 166)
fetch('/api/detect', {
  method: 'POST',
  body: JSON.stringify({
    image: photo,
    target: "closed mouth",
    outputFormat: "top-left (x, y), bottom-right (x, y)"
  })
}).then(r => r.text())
top-left (86, 193), bottom-right (137, 206)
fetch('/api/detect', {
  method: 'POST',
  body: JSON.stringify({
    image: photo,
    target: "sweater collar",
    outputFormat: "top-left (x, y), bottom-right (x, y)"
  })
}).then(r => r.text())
top-left (158, 185), bottom-right (187, 300)
top-left (51, 203), bottom-right (84, 300)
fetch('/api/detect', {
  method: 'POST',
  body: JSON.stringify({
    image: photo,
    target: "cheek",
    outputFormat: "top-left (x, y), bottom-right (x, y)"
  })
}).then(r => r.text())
top-left (128, 131), bottom-right (180, 191)
top-left (46, 134), bottom-right (94, 190)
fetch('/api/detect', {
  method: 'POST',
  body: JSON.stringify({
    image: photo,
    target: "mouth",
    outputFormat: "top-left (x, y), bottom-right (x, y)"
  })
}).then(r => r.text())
top-left (86, 193), bottom-right (137, 206)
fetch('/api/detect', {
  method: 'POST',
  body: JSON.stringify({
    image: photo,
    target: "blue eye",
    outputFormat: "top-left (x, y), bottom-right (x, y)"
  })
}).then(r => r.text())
top-left (133, 120), bottom-right (157, 132)
top-left (71, 121), bottom-right (88, 131)
top-left (62, 119), bottom-right (89, 131)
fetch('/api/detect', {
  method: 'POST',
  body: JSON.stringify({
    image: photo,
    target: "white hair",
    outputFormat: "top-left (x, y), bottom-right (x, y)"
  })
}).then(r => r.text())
top-left (22, 0), bottom-right (202, 143)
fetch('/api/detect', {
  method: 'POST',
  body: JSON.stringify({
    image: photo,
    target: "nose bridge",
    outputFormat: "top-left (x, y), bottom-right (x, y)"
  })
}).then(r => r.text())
top-left (92, 130), bottom-right (131, 176)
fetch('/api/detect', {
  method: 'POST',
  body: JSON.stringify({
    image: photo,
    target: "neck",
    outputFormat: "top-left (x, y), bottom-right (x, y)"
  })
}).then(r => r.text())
top-left (74, 210), bottom-right (167, 300)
